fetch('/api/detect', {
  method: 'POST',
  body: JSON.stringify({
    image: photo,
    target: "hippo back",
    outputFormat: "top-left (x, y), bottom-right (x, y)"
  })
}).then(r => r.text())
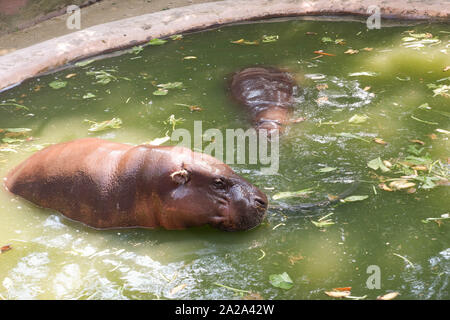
top-left (230, 67), bottom-right (297, 112)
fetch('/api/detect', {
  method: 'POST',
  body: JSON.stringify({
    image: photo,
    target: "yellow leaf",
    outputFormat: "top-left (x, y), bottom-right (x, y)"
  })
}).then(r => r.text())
top-left (377, 292), bottom-right (400, 300)
top-left (325, 291), bottom-right (351, 298)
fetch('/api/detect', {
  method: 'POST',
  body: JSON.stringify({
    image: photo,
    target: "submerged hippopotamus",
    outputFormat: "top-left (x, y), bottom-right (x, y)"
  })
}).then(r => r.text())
top-left (4, 138), bottom-right (267, 231)
top-left (230, 66), bottom-right (299, 135)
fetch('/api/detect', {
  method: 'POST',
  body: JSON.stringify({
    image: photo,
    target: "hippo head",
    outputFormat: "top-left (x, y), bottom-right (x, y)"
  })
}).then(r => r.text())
top-left (160, 147), bottom-right (267, 231)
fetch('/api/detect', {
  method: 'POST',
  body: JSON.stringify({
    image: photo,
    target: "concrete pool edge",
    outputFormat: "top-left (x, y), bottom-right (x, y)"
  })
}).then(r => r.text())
top-left (0, 0), bottom-right (448, 92)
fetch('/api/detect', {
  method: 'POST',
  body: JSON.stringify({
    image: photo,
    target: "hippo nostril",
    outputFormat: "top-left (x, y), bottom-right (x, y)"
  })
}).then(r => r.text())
top-left (254, 197), bottom-right (267, 210)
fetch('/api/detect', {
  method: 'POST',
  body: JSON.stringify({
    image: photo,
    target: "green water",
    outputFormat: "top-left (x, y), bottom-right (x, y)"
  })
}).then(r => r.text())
top-left (0, 18), bottom-right (449, 300)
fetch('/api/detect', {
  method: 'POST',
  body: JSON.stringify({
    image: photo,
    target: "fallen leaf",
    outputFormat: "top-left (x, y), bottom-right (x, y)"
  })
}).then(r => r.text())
top-left (269, 272), bottom-right (294, 290)
top-left (289, 253), bottom-right (304, 265)
top-left (341, 195), bottom-right (369, 202)
top-left (316, 84), bottom-right (328, 90)
top-left (348, 114), bottom-right (368, 123)
top-left (1, 244), bottom-right (12, 253)
top-left (243, 292), bottom-right (264, 300)
top-left (377, 292), bottom-right (400, 300)
top-left (444, 66), bottom-right (450, 72)
top-left (389, 180), bottom-right (416, 190)
top-left (305, 32), bottom-right (317, 35)
top-left (363, 47), bottom-right (373, 51)
top-left (363, 86), bottom-right (371, 91)
top-left (379, 183), bottom-right (393, 192)
top-left (325, 291), bottom-right (351, 298)
top-left (316, 96), bottom-right (328, 104)
top-left (428, 133), bottom-right (437, 140)
top-left (410, 139), bottom-right (425, 145)
top-left (183, 56), bottom-right (197, 60)
top-left (344, 49), bottom-right (359, 54)
top-left (411, 165), bottom-right (428, 171)
top-left (65, 73), bottom-right (77, 79)
top-left (374, 138), bottom-right (388, 145)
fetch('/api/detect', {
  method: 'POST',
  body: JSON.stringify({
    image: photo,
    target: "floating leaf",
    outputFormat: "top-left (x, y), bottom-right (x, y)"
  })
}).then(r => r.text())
top-left (170, 34), bottom-right (183, 40)
top-left (368, 157), bottom-right (390, 172)
top-left (84, 118), bottom-right (122, 132)
top-left (344, 49), bottom-right (359, 54)
top-left (153, 89), bottom-right (168, 96)
top-left (389, 180), bottom-right (416, 190)
top-left (157, 82), bottom-right (183, 89)
top-left (1, 244), bottom-right (12, 253)
top-left (49, 80), bottom-right (67, 89)
top-left (82, 93), bottom-right (96, 99)
top-left (321, 37), bottom-right (333, 43)
top-left (148, 38), bottom-right (167, 46)
top-left (130, 46), bottom-right (143, 55)
top-left (65, 73), bottom-right (77, 79)
top-left (183, 56), bottom-right (197, 60)
top-left (317, 167), bottom-right (337, 173)
top-left (272, 188), bottom-right (314, 200)
top-left (262, 35), bottom-right (279, 43)
top-left (341, 195), bottom-right (369, 202)
top-left (75, 59), bottom-right (94, 67)
top-left (325, 291), bottom-right (351, 298)
top-left (269, 272), bottom-right (294, 290)
top-left (348, 114), bottom-right (368, 124)
top-left (374, 138), bottom-right (388, 145)
top-left (377, 292), bottom-right (400, 300)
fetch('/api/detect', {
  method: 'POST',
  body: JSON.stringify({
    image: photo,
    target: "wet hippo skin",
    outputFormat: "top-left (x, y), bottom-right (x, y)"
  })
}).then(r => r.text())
top-left (4, 138), bottom-right (267, 231)
top-left (230, 66), bottom-right (299, 135)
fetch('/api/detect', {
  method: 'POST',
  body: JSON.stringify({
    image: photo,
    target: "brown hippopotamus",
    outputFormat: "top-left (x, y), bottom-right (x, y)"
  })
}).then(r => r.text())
top-left (4, 138), bottom-right (267, 231)
top-left (230, 67), bottom-right (299, 135)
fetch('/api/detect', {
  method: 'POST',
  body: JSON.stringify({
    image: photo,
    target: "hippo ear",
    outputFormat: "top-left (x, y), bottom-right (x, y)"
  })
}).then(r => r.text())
top-left (170, 169), bottom-right (191, 185)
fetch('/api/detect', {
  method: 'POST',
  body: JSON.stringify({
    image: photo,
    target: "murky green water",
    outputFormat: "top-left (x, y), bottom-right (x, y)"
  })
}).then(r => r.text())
top-left (0, 18), bottom-right (449, 300)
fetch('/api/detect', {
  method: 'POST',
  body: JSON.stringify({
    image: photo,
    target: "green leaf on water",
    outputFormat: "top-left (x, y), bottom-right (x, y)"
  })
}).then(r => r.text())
top-left (321, 37), bottom-right (333, 43)
top-left (348, 114), bottom-right (369, 124)
top-left (170, 34), bottom-right (183, 40)
top-left (269, 272), bottom-right (294, 290)
top-left (153, 89), bottom-right (168, 96)
top-left (317, 167), bottom-right (337, 173)
top-left (157, 82), bottom-right (184, 89)
top-left (407, 145), bottom-right (424, 156)
top-left (84, 118), bottom-right (122, 132)
top-left (3, 128), bottom-right (32, 133)
top-left (148, 38), bottom-right (168, 46)
top-left (130, 45), bottom-right (143, 55)
top-left (82, 93), bottom-right (96, 99)
top-left (272, 188), bottom-right (314, 200)
top-left (2, 137), bottom-right (24, 144)
top-left (341, 195), bottom-right (369, 202)
top-left (75, 59), bottom-right (94, 67)
top-left (49, 80), bottom-right (67, 89)
top-left (367, 157), bottom-right (390, 172)
top-left (262, 35), bottom-right (279, 43)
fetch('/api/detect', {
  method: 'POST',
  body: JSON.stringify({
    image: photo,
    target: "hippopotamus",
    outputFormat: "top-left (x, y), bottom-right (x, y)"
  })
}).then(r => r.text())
top-left (4, 138), bottom-right (267, 231)
top-left (230, 67), bottom-right (299, 135)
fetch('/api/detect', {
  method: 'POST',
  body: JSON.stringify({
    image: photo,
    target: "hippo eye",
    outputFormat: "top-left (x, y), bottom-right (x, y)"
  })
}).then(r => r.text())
top-left (212, 178), bottom-right (227, 190)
